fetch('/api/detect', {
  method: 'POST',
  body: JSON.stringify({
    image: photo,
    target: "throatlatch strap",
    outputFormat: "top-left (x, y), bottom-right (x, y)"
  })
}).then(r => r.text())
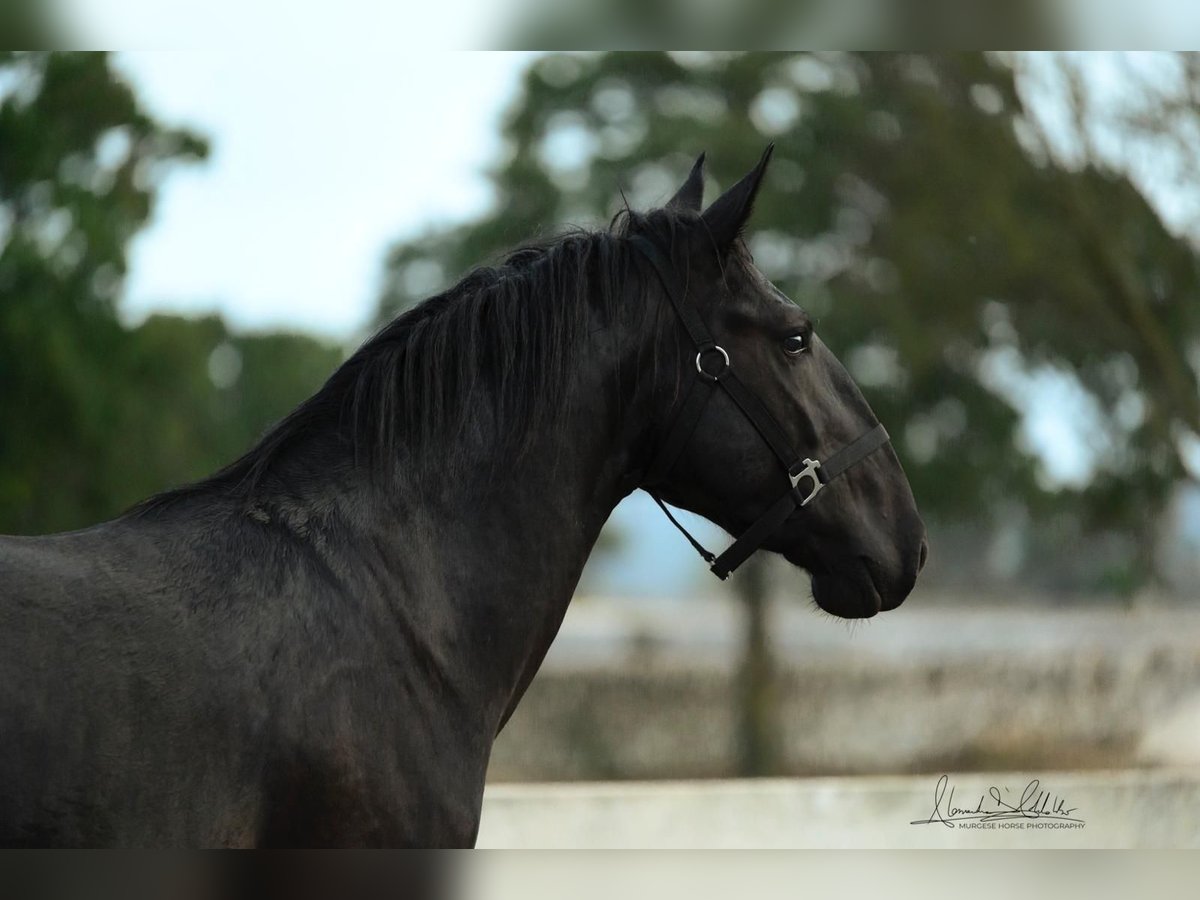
top-left (651, 494), bottom-right (716, 564)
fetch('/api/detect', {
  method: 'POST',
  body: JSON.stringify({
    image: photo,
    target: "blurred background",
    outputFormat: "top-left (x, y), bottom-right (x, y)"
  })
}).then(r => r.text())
top-left (3, 50), bottom-right (1200, 794)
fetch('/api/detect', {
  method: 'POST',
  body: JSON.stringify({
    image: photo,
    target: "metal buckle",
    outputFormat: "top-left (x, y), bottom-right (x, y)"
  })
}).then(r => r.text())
top-left (694, 345), bottom-right (730, 382)
top-left (790, 458), bottom-right (824, 506)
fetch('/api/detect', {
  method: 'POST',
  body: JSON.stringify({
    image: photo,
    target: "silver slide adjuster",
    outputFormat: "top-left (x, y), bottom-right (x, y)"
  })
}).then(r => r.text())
top-left (790, 458), bottom-right (824, 506)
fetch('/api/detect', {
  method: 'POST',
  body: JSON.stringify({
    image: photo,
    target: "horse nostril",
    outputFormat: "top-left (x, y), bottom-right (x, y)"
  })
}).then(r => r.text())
top-left (918, 538), bottom-right (929, 573)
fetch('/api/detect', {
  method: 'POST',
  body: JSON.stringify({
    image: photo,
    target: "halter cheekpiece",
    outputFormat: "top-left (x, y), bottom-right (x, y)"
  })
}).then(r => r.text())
top-left (630, 235), bottom-right (891, 580)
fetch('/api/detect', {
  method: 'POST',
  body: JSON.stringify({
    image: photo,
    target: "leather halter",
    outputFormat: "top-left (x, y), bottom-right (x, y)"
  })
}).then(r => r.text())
top-left (630, 236), bottom-right (891, 580)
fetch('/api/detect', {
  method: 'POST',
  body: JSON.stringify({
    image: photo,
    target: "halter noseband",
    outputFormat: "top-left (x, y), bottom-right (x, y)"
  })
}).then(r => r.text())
top-left (630, 235), bottom-right (891, 581)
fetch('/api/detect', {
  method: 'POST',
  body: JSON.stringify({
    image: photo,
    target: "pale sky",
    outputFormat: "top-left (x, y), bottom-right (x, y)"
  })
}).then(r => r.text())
top-left (113, 51), bottom-right (539, 339)
top-left (63, 1), bottom-right (506, 49)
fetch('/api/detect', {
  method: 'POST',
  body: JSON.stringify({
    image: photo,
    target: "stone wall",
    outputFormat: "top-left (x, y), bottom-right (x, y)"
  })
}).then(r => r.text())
top-left (487, 646), bottom-right (1200, 781)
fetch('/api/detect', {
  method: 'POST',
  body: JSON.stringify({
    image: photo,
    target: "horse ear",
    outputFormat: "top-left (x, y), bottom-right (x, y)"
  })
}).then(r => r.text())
top-left (701, 144), bottom-right (774, 247)
top-left (666, 152), bottom-right (707, 212)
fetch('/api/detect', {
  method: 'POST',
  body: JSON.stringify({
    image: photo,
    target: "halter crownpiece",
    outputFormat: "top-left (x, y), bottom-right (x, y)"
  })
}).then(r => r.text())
top-left (630, 235), bottom-right (891, 580)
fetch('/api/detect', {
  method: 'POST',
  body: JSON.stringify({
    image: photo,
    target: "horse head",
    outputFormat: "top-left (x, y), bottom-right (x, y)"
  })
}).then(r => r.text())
top-left (632, 148), bottom-right (927, 618)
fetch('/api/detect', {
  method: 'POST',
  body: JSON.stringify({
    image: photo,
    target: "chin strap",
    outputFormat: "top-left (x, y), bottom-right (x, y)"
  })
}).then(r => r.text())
top-left (630, 235), bottom-right (892, 581)
top-left (649, 424), bottom-right (890, 579)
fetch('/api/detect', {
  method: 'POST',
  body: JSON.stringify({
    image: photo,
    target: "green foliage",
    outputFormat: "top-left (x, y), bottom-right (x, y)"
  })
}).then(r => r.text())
top-left (502, 1), bottom-right (1056, 53)
top-left (0, 1), bottom-right (62, 48)
top-left (0, 52), bottom-right (343, 533)
top-left (378, 52), bottom-right (1200, 584)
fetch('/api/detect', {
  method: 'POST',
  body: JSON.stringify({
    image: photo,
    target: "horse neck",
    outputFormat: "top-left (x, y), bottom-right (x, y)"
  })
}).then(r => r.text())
top-left (349, 307), bottom-right (657, 735)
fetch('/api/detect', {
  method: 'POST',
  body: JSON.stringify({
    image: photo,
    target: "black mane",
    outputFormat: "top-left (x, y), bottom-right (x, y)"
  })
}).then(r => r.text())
top-left (134, 207), bottom-right (692, 513)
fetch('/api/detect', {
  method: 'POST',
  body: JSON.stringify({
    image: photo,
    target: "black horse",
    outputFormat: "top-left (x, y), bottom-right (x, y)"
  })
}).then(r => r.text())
top-left (0, 149), bottom-right (926, 847)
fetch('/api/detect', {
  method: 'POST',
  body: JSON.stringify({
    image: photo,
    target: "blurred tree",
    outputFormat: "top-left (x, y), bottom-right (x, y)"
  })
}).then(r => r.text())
top-left (503, 0), bottom-right (1059, 51)
top-left (0, 0), bottom-right (62, 47)
top-left (0, 51), bottom-right (203, 530)
top-left (1014, 51), bottom-right (1200, 583)
top-left (734, 555), bottom-right (779, 776)
top-left (97, 316), bottom-right (344, 522)
top-left (0, 53), bottom-right (343, 533)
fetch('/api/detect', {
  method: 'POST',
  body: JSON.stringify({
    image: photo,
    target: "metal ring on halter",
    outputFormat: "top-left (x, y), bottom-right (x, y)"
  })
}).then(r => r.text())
top-left (694, 345), bottom-right (730, 382)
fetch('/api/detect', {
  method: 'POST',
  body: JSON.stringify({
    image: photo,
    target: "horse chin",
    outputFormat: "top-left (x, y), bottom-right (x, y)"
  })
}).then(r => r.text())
top-left (784, 551), bottom-right (881, 619)
top-left (810, 571), bottom-right (882, 619)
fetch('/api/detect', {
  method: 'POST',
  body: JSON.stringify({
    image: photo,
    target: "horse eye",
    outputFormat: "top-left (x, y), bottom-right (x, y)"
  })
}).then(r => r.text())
top-left (782, 333), bottom-right (808, 356)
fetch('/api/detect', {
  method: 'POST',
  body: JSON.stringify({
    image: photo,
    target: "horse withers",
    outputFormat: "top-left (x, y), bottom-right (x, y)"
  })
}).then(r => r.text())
top-left (0, 148), bottom-right (926, 846)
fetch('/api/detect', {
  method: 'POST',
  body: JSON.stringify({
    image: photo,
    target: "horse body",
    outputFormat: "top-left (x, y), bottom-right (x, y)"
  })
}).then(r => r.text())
top-left (1, 518), bottom-right (258, 845)
top-left (0, 149), bottom-right (926, 846)
top-left (0, 300), bottom-right (639, 846)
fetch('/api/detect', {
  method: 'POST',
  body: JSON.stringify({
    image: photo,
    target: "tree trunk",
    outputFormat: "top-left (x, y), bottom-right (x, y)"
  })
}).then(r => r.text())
top-left (734, 555), bottom-right (780, 776)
